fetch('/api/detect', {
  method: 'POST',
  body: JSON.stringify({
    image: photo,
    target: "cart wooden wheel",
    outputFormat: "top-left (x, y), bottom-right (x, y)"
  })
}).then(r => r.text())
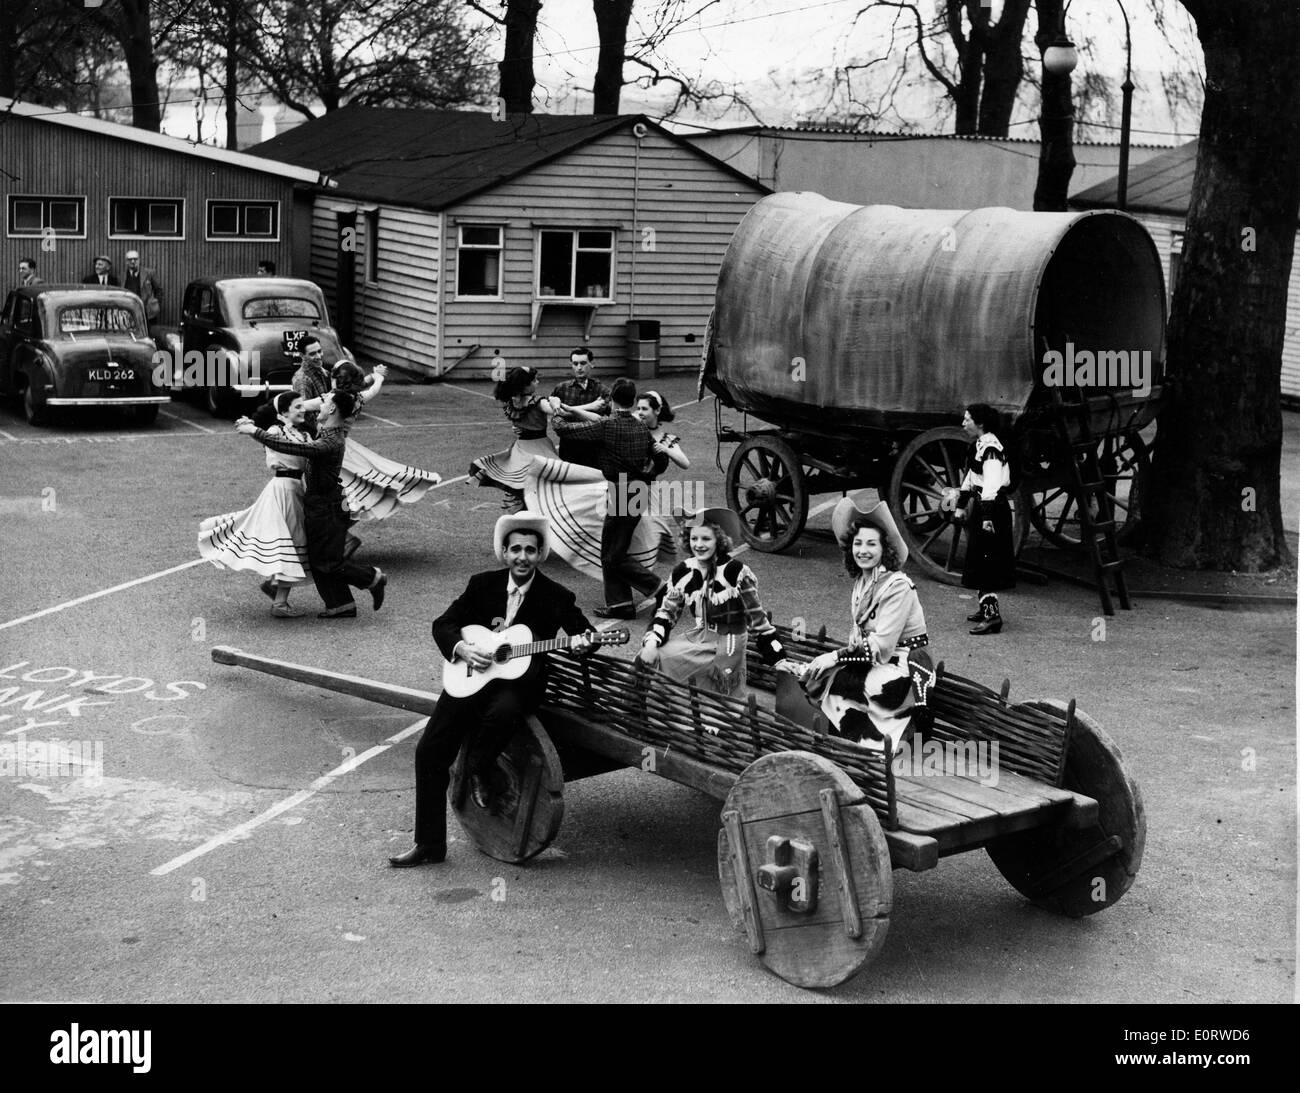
top-left (1025, 431), bottom-right (1149, 550)
top-left (449, 714), bottom-right (565, 865)
top-left (986, 701), bottom-right (1145, 917)
top-left (726, 434), bottom-right (809, 552)
top-left (717, 751), bottom-right (892, 989)
top-left (889, 426), bottom-right (1026, 585)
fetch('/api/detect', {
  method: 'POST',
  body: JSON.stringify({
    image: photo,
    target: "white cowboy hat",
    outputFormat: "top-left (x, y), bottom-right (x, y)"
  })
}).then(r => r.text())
top-left (494, 513), bottom-right (550, 563)
top-left (681, 506), bottom-right (748, 555)
top-left (830, 491), bottom-right (908, 567)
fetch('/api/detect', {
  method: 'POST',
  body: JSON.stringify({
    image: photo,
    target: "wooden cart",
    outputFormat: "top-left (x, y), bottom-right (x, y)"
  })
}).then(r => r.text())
top-left (701, 193), bottom-right (1166, 585)
top-left (212, 628), bottom-right (1145, 990)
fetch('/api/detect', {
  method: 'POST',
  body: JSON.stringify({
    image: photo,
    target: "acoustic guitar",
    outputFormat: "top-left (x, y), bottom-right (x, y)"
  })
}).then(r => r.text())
top-left (441, 623), bottom-right (630, 698)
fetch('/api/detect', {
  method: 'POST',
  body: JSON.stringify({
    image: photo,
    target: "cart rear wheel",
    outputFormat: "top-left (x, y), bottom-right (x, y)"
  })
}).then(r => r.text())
top-left (1025, 432), bottom-right (1149, 550)
top-left (449, 715), bottom-right (565, 864)
top-left (889, 426), bottom-right (1026, 585)
top-left (986, 702), bottom-right (1145, 917)
top-left (718, 751), bottom-right (892, 989)
top-left (726, 435), bottom-right (808, 552)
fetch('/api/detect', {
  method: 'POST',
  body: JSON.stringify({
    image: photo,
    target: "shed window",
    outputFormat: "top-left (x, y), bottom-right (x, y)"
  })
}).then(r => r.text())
top-left (206, 200), bottom-right (280, 241)
top-left (537, 229), bottom-right (613, 300)
top-left (7, 195), bottom-right (85, 238)
top-left (456, 224), bottom-right (503, 297)
top-left (110, 198), bottom-right (184, 238)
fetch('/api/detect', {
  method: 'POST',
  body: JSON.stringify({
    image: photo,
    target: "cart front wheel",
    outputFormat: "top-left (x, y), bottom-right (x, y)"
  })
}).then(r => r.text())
top-left (726, 435), bottom-right (808, 552)
top-left (986, 702), bottom-right (1145, 917)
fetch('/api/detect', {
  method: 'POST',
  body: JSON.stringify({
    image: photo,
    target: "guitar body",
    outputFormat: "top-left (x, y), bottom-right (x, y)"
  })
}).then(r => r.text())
top-left (442, 623), bottom-right (536, 698)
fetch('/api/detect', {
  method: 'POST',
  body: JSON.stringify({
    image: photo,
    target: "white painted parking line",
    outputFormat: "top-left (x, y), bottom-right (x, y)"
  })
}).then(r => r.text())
top-left (0, 559), bottom-right (206, 632)
top-left (160, 409), bottom-right (215, 434)
top-left (439, 381), bottom-right (495, 401)
top-left (150, 716), bottom-right (428, 876)
top-left (360, 410), bottom-right (402, 427)
top-left (0, 426), bottom-right (18, 441)
top-left (807, 497), bottom-right (843, 520)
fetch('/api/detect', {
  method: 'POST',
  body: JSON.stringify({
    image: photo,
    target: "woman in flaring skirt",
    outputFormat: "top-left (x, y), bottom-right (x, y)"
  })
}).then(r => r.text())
top-left (198, 392), bottom-right (312, 617)
top-left (470, 366), bottom-right (564, 514)
top-left (323, 362), bottom-right (443, 522)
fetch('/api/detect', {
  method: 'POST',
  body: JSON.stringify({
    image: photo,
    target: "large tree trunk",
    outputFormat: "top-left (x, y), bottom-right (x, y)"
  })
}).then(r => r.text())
top-left (1142, 0), bottom-right (1300, 570)
top-left (592, 0), bottom-right (633, 114)
top-left (117, 0), bottom-right (162, 130)
top-left (500, 0), bottom-right (542, 113)
top-left (1032, 0), bottom-right (1074, 210)
top-left (224, 1), bottom-right (239, 149)
top-left (0, 0), bottom-right (20, 100)
top-left (977, 0), bottom-right (1030, 137)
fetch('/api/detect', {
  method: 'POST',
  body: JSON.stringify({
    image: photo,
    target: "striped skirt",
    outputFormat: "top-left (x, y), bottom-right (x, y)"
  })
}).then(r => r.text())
top-left (198, 476), bottom-right (310, 583)
top-left (341, 438), bottom-right (441, 521)
top-left (471, 437), bottom-right (559, 493)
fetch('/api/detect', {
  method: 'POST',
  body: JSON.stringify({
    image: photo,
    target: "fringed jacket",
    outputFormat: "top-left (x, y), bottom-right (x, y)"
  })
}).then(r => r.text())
top-left (832, 567), bottom-right (929, 669)
top-left (646, 556), bottom-right (785, 664)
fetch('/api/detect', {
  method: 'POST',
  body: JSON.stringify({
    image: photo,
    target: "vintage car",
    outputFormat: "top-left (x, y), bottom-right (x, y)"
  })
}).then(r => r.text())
top-left (160, 277), bottom-right (353, 416)
top-left (0, 285), bottom-right (169, 426)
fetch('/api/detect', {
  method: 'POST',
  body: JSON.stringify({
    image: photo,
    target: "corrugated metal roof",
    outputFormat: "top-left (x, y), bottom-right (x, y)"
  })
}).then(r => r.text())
top-left (1070, 139), bottom-right (1198, 214)
top-left (249, 107), bottom-right (763, 211)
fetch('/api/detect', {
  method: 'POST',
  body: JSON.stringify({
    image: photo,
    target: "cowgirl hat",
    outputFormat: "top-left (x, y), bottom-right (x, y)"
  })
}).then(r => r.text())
top-left (494, 513), bottom-right (550, 563)
top-left (681, 506), bottom-right (747, 554)
top-left (830, 491), bottom-right (908, 567)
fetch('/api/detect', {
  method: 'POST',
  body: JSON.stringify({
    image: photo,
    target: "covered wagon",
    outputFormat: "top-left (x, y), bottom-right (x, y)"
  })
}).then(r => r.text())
top-left (700, 192), bottom-right (1167, 582)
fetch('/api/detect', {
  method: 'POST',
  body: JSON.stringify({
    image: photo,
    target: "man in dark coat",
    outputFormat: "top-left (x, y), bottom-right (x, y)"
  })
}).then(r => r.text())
top-left (389, 514), bottom-right (595, 867)
top-left (81, 256), bottom-right (120, 286)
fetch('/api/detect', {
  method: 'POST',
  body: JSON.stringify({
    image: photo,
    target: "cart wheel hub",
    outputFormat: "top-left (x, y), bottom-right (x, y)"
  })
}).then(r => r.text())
top-left (746, 478), bottom-right (777, 504)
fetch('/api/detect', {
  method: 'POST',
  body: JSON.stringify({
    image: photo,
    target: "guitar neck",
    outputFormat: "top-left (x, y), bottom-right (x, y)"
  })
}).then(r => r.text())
top-left (505, 635), bottom-right (576, 661)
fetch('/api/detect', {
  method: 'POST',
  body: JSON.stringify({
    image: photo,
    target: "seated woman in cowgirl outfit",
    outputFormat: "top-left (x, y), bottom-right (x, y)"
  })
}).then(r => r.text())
top-left (637, 507), bottom-right (786, 701)
top-left (792, 494), bottom-right (935, 752)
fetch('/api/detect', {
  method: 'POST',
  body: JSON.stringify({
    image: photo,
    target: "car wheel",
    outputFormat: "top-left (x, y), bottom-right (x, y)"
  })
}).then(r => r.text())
top-left (206, 385), bottom-right (233, 419)
top-left (23, 385), bottom-right (50, 426)
top-left (135, 404), bottom-right (160, 426)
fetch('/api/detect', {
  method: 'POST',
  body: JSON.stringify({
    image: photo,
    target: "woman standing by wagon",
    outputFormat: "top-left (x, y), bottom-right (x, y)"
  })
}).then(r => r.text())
top-left (637, 508), bottom-right (786, 700)
top-left (955, 403), bottom-right (1015, 635)
top-left (795, 496), bottom-right (933, 752)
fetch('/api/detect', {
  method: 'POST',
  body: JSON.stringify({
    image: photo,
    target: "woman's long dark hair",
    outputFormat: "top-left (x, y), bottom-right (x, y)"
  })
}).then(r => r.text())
top-left (252, 390), bottom-right (297, 430)
top-left (966, 402), bottom-right (1003, 437)
top-left (494, 366), bottom-right (536, 402)
top-left (841, 518), bottom-right (901, 577)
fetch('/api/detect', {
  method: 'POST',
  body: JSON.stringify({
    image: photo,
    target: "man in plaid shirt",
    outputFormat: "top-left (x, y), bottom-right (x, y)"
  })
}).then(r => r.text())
top-left (561, 378), bottom-right (669, 618)
top-left (550, 347), bottom-right (609, 467)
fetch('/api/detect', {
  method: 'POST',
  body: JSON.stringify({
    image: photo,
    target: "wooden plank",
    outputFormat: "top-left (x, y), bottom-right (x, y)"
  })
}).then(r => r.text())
top-left (819, 788), bottom-right (862, 939)
top-left (884, 830), bottom-right (939, 872)
top-left (511, 756), bottom-right (544, 859)
top-left (722, 810), bottom-right (766, 954)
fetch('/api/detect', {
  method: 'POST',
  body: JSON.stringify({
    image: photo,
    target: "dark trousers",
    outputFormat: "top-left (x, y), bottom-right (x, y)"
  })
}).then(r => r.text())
top-left (303, 494), bottom-right (376, 609)
top-left (601, 511), bottom-right (661, 607)
top-left (413, 683), bottom-right (527, 848)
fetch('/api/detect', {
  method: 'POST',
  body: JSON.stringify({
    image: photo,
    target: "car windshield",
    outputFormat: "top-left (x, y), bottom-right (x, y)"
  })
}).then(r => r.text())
top-left (58, 306), bottom-right (143, 335)
top-left (243, 297), bottom-right (321, 321)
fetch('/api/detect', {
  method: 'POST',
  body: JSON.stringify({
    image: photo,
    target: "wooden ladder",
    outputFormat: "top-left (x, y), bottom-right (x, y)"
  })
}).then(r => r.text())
top-left (1049, 387), bottom-right (1132, 616)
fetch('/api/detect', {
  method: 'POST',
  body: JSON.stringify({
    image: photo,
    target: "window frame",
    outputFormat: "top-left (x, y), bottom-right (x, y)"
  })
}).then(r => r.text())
top-left (534, 228), bottom-right (615, 302)
top-left (6, 194), bottom-right (87, 239)
top-left (107, 196), bottom-right (185, 240)
top-left (204, 199), bottom-right (280, 243)
top-left (454, 222), bottom-right (505, 301)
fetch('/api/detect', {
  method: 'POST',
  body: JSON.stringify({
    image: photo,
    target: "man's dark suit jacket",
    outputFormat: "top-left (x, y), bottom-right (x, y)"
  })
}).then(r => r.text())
top-left (433, 567), bottom-right (594, 708)
top-left (82, 274), bottom-right (121, 286)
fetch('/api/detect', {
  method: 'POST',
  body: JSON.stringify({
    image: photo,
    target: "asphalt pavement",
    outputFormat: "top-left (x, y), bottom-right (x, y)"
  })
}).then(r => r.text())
top-left (0, 377), bottom-right (1294, 1003)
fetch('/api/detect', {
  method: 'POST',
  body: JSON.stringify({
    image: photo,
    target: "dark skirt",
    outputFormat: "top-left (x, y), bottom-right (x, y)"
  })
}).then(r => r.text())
top-left (962, 495), bottom-right (1017, 592)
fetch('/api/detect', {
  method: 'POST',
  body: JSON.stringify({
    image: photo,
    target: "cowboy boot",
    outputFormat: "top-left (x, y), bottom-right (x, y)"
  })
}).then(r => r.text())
top-left (965, 600), bottom-right (985, 622)
top-left (969, 594), bottom-right (1002, 636)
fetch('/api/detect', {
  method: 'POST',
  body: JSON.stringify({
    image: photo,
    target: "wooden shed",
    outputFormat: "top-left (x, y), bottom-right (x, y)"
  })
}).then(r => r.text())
top-left (1071, 139), bottom-right (1300, 404)
top-left (250, 108), bottom-right (770, 379)
top-left (0, 97), bottom-right (325, 326)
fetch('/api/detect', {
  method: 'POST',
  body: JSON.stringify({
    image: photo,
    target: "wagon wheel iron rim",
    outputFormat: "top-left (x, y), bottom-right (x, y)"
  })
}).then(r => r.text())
top-left (726, 435), bottom-right (808, 552)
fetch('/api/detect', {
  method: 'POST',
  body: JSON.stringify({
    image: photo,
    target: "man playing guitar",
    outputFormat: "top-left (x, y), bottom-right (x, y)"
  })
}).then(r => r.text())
top-left (389, 514), bottom-right (597, 867)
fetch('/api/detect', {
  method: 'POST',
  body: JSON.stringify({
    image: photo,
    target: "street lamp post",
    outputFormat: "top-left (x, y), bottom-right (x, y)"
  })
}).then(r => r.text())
top-left (1043, 0), bottom-right (1134, 212)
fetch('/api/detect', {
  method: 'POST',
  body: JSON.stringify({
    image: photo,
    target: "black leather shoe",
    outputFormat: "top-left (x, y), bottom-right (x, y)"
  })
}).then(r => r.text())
top-left (593, 604), bottom-right (635, 620)
top-left (370, 570), bottom-right (387, 611)
top-left (260, 579), bottom-right (276, 600)
top-left (318, 603), bottom-right (358, 619)
top-left (388, 844), bottom-right (446, 867)
top-left (469, 772), bottom-right (494, 810)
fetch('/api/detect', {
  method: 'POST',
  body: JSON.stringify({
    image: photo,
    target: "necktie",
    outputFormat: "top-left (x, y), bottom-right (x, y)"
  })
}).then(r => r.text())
top-left (505, 585), bottom-right (523, 626)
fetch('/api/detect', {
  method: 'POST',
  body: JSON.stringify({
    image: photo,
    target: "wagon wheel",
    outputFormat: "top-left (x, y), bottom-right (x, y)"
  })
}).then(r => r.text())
top-left (986, 701), bottom-right (1145, 917)
top-left (726, 435), bottom-right (809, 552)
top-left (449, 714), bottom-right (565, 865)
top-left (1025, 432), bottom-right (1150, 550)
top-left (888, 426), bottom-right (1026, 585)
top-left (717, 751), bottom-right (892, 989)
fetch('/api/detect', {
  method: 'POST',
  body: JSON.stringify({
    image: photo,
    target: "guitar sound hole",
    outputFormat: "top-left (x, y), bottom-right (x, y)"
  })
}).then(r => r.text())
top-left (493, 645), bottom-right (512, 664)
